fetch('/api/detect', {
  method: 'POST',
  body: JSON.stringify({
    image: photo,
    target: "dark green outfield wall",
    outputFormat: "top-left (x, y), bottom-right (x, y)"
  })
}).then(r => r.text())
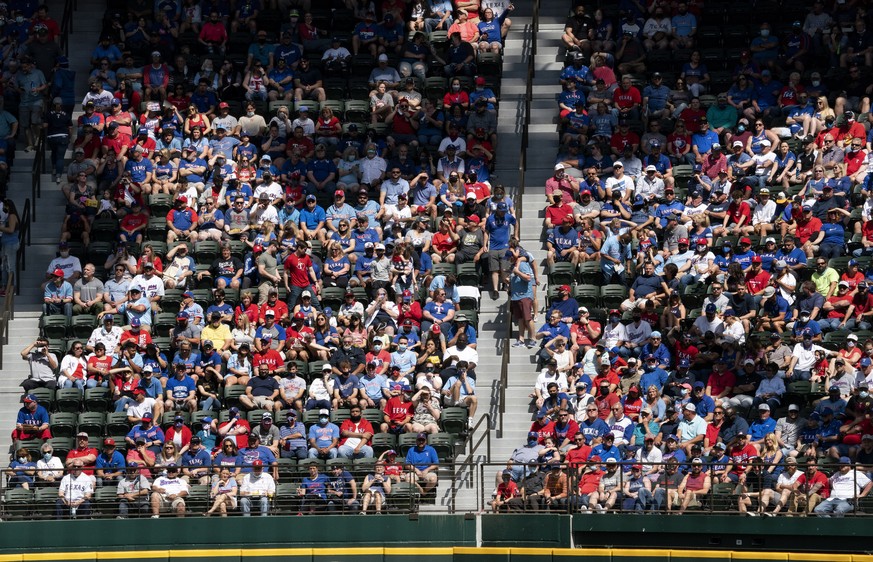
top-left (1, 515), bottom-right (872, 560)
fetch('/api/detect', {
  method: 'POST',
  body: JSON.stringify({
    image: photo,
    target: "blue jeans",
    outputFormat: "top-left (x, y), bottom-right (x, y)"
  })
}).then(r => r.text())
top-left (47, 135), bottom-right (69, 176)
top-left (287, 284), bottom-right (321, 311)
top-left (1, 238), bottom-right (18, 286)
top-left (308, 447), bottom-right (338, 459)
top-left (814, 498), bottom-right (854, 516)
top-left (114, 396), bottom-right (136, 413)
top-left (240, 495), bottom-right (270, 516)
top-left (63, 378), bottom-right (85, 391)
top-left (819, 318), bottom-right (845, 332)
top-left (44, 302), bottom-right (72, 318)
top-left (844, 318), bottom-right (872, 331)
top-left (338, 444), bottom-right (374, 459)
top-left (200, 396), bottom-right (221, 411)
top-left (86, 379), bottom-right (108, 389)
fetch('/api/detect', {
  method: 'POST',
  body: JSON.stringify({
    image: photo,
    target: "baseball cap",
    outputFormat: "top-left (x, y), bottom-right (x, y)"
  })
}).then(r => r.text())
top-left (416, 432), bottom-right (427, 440)
top-left (788, 404), bottom-right (800, 412)
top-left (705, 303), bottom-right (717, 313)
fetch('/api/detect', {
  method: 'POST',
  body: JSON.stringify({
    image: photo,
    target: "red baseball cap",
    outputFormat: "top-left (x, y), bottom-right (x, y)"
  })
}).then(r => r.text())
top-left (752, 256), bottom-right (762, 263)
top-left (52, 268), bottom-right (65, 278)
top-left (218, 102), bottom-right (229, 109)
top-left (559, 285), bottom-right (571, 293)
top-left (678, 238), bottom-right (689, 245)
top-left (468, 215), bottom-right (480, 224)
top-left (739, 237), bottom-right (752, 245)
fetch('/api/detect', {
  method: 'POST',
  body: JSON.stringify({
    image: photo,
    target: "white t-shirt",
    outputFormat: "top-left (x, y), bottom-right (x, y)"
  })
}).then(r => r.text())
top-left (127, 397), bottom-right (157, 419)
top-left (602, 321), bottom-right (627, 348)
top-left (443, 345), bottom-right (479, 368)
top-left (59, 473), bottom-right (93, 502)
top-left (87, 325), bottom-right (124, 351)
top-left (535, 369), bottom-right (569, 395)
top-left (130, 273), bottom-right (165, 299)
top-left (47, 255), bottom-right (82, 280)
top-left (625, 320), bottom-right (653, 345)
top-left (154, 476), bottom-right (189, 496)
top-left (241, 472), bottom-right (276, 496)
top-left (830, 469), bottom-right (871, 500)
top-left (791, 342), bottom-right (827, 371)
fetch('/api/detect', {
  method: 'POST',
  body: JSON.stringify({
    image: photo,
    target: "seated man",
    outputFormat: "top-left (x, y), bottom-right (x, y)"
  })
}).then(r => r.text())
top-left (297, 463), bottom-right (329, 513)
top-left (240, 365), bottom-right (280, 412)
top-left (239, 459), bottom-right (276, 517)
top-left (308, 409), bottom-right (340, 459)
top-left (149, 464), bottom-right (189, 518)
top-left (405, 432), bottom-right (439, 495)
top-left (55, 460), bottom-right (94, 519)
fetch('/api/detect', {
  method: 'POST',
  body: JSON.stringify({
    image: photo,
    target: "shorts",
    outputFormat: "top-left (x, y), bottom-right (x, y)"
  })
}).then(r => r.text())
top-left (19, 101), bottom-right (44, 129)
top-left (156, 494), bottom-right (186, 511)
top-left (510, 298), bottom-right (533, 322)
top-left (487, 250), bottom-right (509, 272)
top-left (217, 276), bottom-right (234, 286)
top-left (251, 396), bottom-right (274, 408)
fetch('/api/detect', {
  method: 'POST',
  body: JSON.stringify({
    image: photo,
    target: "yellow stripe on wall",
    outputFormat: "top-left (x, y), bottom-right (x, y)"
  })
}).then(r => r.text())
top-left (10, 547), bottom-right (873, 560)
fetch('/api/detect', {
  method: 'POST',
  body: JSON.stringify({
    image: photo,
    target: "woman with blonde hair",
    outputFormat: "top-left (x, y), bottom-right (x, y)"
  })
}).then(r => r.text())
top-left (206, 467), bottom-right (238, 516)
top-left (798, 96), bottom-right (835, 139)
top-left (152, 149), bottom-right (178, 194)
top-left (336, 146), bottom-right (361, 191)
top-left (315, 106), bottom-right (342, 146)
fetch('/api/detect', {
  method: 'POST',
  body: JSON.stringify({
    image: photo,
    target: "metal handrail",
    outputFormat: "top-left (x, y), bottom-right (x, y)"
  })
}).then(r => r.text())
top-left (0, 277), bottom-right (14, 369)
top-left (17, 198), bottom-right (31, 296)
top-left (59, 0), bottom-right (75, 56)
top-left (31, 133), bottom-right (44, 221)
top-left (449, 412), bottom-right (491, 512)
top-left (1, 459), bottom-right (868, 518)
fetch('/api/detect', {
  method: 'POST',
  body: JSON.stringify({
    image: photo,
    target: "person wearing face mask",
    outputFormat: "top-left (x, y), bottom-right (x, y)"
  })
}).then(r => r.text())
top-left (35, 443), bottom-right (64, 485)
top-left (306, 408), bottom-right (340, 460)
top-left (786, 333), bottom-right (831, 382)
top-left (791, 309), bottom-right (822, 342)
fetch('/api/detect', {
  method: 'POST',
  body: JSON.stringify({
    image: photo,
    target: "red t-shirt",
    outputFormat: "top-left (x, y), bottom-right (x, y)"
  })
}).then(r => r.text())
top-left (101, 133), bottom-right (132, 157)
top-left (432, 231), bottom-right (456, 253)
top-left (236, 302), bottom-right (260, 324)
top-left (67, 447), bottom-right (99, 475)
top-left (728, 443), bottom-right (758, 474)
top-left (120, 212), bottom-right (149, 234)
top-left (565, 445), bottom-right (591, 468)
top-left (383, 396), bottom-right (413, 425)
top-left (283, 254), bottom-right (313, 288)
top-left (842, 270), bottom-right (865, 289)
top-left (253, 349), bottom-right (284, 371)
top-left (622, 396), bottom-right (643, 421)
top-left (745, 269), bottom-right (771, 294)
top-left (338, 418), bottom-right (374, 446)
top-left (667, 132), bottom-right (691, 156)
top-left (259, 301), bottom-right (289, 323)
top-left (845, 149), bottom-right (867, 175)
top-left (594, 392), bottom-right (620, 420)
top-left (545, 204), bottom-right (573, 227)
top-left (610, 131), bottom-right (640, 153)
top-left (726, 200), bottom-right (752, 226)
top-left (120, 329), bottom-right (152, 349)
top-left (613, 86), bottom-right (641, 109)
top-left (795, 217), bottom-right (823, 245)
top-left (528, 419), bottom-right (556, 444)
top-left (796, 470), bottom-right (830, 498)
top-left (87, 355), bottom-right (113, 381)
top-left (707, 370), bottom-right (736, 397)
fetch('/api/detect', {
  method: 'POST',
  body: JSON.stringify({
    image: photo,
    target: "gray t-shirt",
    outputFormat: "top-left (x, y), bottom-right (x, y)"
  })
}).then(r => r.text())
top-left (74, 277), bottom-right (105, 303)
top-left (27, 351), bottom-right (58, 383)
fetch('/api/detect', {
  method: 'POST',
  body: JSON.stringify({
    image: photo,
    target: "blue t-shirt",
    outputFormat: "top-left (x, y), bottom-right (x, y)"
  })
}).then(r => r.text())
top-left (486, 213), bottom-right (517, 250)
top-left (308, 423), bottom-right (340, 448)
top-left (167, 375), bottom-right (196, 399)
top-left (405, 445), bottom-right (439, 469)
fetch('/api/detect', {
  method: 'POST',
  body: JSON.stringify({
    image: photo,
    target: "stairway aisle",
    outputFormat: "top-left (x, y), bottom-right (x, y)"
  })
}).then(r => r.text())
top-left (493, 2), bottom-right (569, 477)
top-left (0, 0), bottom-right (105, 459)
top-left (424, 2), bottom-right (532, 512)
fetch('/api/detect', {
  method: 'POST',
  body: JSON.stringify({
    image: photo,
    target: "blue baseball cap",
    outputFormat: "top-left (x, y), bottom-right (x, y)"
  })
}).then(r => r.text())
top-left (862, 358), bottom-right (872, 367)
top-left (130, 317), bottom-right (141, 327)
top-left (496, 202), bottom-right (508, 211)
top-left (705, 303), bottom-right (717, 313)
top-left (679, 358), bottom-right (691, 369)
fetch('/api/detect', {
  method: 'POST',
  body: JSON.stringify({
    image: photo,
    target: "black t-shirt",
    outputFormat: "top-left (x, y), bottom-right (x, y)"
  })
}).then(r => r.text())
top-left (297, 68), bottom-right (322, 87)
top-left (211, 257), bottom-right (243, 277)
top-left (565, 14), bottom-right (592, 38)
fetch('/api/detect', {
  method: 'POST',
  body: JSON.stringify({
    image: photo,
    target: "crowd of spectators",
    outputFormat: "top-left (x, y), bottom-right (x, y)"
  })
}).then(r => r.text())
top-left (9, 0), bottom-right (522, 517)
top-left (498, 0), bottom-right (873, 516)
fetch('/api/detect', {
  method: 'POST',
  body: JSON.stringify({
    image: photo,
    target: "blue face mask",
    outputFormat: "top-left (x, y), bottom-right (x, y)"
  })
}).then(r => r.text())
top-left (737, 125), bottom-right (745, 133)
top-left (527, 439), bottom-right (538, 447)
top-left (723, 246), bottom-right (731, 253)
